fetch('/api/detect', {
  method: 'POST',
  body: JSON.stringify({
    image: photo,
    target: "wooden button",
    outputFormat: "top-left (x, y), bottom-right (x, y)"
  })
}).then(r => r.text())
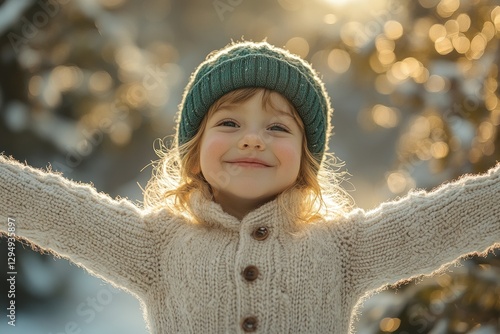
top-left (241, 316), bottom-right (258, 332)
top-left (242, 265), bottom-right (259, 281)
top-left (252, 227), bottom-right (269, 241)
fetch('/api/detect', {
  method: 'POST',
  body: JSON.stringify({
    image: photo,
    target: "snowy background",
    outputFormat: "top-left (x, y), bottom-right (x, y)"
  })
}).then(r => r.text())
top-left (0, 0), bottom-right (499, 333)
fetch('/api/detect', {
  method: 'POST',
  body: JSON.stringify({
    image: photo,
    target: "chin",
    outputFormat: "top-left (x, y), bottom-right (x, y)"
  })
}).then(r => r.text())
top-left (236, 192), bottom-right (278, 202)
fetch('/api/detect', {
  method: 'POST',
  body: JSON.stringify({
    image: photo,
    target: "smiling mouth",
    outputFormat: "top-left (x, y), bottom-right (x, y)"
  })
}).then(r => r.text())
top-left (225, 160), bottom-right (272, 168)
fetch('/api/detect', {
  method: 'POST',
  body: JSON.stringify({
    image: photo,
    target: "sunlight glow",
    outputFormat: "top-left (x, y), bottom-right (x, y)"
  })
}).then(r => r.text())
top-left (323, 0), bottom-right (353, 5)
top-left (321, 0), bottom-right (387, 9)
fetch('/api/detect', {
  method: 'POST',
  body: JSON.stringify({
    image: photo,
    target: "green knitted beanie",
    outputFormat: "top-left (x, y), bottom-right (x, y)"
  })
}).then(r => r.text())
top-left (177, 41), bottom-right (333, 164)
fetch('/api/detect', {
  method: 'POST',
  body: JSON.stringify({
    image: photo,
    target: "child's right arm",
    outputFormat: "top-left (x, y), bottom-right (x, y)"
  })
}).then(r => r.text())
top-left (0, 155), bottom-right (157, 297)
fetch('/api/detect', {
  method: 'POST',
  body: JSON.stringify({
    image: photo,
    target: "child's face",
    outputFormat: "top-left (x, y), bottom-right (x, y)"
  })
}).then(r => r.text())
top-left (199, 90), bottom-right (303, 214)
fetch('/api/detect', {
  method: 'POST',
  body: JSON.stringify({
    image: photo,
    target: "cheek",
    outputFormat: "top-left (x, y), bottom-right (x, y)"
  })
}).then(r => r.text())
top-left (199, 134), bottom-right (229, 172)
top-left (274, 141), bottom-right (302, 176)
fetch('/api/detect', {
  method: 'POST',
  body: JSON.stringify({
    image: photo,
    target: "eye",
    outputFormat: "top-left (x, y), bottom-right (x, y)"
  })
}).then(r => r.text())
top-left (216, 119), bottom-right (239, 128)
top-left (268, 123), bottom-right (290, 133)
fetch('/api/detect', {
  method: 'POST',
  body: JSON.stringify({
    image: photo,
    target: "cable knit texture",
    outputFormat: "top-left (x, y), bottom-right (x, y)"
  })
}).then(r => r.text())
top-left (1, 155), bottom-right (500, 333)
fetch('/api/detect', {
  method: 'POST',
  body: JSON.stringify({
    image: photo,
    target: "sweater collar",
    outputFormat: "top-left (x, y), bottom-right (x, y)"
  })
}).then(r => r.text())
top-left (190, 191), bottom-right (295, 231)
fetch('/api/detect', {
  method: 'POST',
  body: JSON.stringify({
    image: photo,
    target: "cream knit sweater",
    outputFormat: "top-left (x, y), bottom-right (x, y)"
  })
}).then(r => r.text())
top-left (1, 155), bottom-right (500, 333)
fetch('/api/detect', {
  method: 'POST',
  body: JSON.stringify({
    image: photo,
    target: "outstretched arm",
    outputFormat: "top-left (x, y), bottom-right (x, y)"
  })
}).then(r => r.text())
top-left (0, 155), bottom-right (157, 297)
top-left (344, 164), bottom-right (500, 297)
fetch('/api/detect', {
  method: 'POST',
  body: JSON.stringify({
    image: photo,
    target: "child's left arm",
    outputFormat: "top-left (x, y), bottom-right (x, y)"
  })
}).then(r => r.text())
top-left (344, 164), bottom-right (500, 296)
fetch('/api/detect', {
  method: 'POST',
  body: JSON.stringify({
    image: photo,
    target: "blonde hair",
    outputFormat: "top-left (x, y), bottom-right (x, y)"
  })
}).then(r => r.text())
top-left (143, 88), bottom-right (352, 223)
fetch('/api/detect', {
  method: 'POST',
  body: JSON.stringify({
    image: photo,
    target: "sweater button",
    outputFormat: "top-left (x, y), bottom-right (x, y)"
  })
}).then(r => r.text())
top-left (252, 227), bottom-right (269, 241)
top-left (241, 316), bottom-right (258, 332)
top-left (242, 265), bottom-right (259, 281)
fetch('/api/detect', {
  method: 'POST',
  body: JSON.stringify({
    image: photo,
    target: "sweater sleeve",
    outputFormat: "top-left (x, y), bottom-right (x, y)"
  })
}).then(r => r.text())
top-left (0, 155), bottom-right (156, 297)
top-left (345, 164), bottom-right (500, 297)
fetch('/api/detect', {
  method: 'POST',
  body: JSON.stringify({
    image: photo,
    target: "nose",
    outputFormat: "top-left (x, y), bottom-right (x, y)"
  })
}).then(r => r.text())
top-left (238, 132), bottom-right (266, 151)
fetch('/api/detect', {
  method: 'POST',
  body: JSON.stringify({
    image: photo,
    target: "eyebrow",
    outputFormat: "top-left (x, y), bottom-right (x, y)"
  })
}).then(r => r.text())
top-left (272, 108), bottom-right (295, 120)
top-left (214, 104), bottom-right (296, 120)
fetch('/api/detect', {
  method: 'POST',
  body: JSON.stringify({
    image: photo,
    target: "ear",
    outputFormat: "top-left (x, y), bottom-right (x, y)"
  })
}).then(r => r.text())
top-left (191, 161), bottom-right (201, 175)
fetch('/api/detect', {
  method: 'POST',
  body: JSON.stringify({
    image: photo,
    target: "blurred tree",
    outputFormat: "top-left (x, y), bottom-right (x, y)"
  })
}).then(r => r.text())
top-left (371, 256), bottom-right (500, 333)
top-left (330, 0), bottom-right (500, 332)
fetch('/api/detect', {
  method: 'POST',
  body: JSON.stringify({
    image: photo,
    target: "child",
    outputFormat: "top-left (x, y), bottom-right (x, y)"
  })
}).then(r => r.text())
top-left (1, 41), bottom-right (499, 334)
